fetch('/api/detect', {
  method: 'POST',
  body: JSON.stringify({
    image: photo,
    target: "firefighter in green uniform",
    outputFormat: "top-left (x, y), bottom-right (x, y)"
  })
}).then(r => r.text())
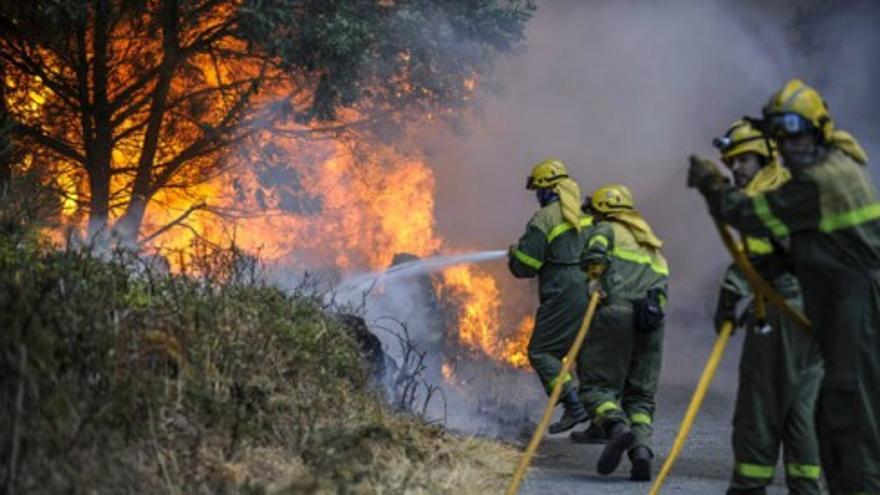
top-left (689, 79), bottom-right (880, 494)
top-left (712, 119), bottom-right (824, 495)
top-left (575, 183), bottom-right (669, 481)
top-left (508, 157), bottom-right (593, 434)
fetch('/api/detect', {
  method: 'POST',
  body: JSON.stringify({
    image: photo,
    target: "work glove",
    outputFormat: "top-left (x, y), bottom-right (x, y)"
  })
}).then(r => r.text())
top-left (713, 287), bottom-right (741, 335)
top-left (585, 261), bottom-right (607, 280)
top-left (687, 155), bottom-right (727, 192)
top-left (508, 244), bottom-right (517, 259)
top-left (584, 261), bottom-right (607, 298)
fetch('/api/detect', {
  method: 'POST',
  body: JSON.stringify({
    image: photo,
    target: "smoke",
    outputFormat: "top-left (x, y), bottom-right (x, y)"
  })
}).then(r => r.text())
top-left (397, 0), bottom-right (880, 427)
top-left (266, 0), bottom-right (880, 437)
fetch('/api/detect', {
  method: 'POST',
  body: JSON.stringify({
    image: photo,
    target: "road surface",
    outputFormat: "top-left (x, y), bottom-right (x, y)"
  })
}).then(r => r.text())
top-left (518, 321), bottom-right (793, 494)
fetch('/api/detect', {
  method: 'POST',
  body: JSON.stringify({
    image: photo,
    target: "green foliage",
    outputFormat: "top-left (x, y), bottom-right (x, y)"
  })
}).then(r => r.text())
top-left (239, 0), bottom-right (535, 123)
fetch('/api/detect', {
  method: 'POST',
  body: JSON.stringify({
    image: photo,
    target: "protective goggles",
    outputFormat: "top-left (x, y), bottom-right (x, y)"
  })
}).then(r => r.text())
top-left (712, 136), bottom-right (733, 152)
top-left (712, 135), bottom-right (764, 153)
top-left (766, 113), bottom-right (813, 137)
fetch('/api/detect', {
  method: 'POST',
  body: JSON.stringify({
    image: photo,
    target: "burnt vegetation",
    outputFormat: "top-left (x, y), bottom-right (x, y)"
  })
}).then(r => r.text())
top-left (0, 176), bottom-right (516, 493)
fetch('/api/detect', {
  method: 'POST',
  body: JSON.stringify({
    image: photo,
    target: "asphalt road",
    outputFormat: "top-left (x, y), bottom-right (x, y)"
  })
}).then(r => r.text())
top-left (518, 321), bottom-right (792, 495)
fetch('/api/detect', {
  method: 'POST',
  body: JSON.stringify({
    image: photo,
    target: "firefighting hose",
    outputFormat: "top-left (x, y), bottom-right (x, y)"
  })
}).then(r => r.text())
top-left (649, 320), bottom-right (734, 495)
top-left (505, 291), bottom-right (603, 495)
top-left (649, 220), bottom-right (812, 495)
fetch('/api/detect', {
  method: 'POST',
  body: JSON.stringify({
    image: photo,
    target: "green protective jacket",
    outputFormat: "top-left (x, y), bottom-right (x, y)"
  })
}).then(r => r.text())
top-left (700, 146), bottom-right (880, 493)
top-left (577, 218), bottom-right (669, 453)
top-left (508, 201), bottom-right (593, 395)
top-left (716, 239), bottom-right (824, 494)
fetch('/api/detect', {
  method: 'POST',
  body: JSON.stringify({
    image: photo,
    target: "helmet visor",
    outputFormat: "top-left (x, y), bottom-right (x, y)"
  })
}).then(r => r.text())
top-left (767, 113), bottom-right (813, 137)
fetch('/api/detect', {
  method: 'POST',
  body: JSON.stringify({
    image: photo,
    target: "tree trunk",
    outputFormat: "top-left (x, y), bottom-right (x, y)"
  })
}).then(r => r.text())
top-left (86, 167), bottom-right (110, 242)
top-left (86, 0), bottom-right (114, 245)
top-left (0, 61), bottom-right (12, 191)
top-left (116, 0), bottom-right (179, 246)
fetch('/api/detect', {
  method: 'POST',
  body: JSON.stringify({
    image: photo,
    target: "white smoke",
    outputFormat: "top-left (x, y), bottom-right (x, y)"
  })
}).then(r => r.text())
top-left (272, 0), bottom-right (880, 437)
top-left (398, 0), bottom-right (879, 432)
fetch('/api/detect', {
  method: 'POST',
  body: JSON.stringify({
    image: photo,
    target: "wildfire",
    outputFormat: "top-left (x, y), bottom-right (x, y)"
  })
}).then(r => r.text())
top-left (5, 23), bottom-right (529, 373)
top-left (437, 265), bottom-right (532, 368)
top-left (138, 139), bottom-right (443, 272)
top-left (442, 362), bottom-right (454, 381)
top-left (504, 316), bottom-right (534, 368)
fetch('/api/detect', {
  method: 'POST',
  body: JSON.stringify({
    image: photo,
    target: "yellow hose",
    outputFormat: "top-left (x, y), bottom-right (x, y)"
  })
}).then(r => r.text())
top-left (505, 291), bottom-right (602, 495)
top-left (651, 220), bottom-right (813, 493)
top-left (648, 320), bottom-right (734, 495)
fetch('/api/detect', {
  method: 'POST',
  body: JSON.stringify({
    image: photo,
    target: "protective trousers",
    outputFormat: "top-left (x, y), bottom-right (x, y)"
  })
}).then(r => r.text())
top-left (729, 285), bottom-right (824, 494)
top-left (528, 268), bottom-right (589, 397)
top-left (805, 270), bottom-right (880, 494)
top-left (577, 299), bottom-right (663, 454)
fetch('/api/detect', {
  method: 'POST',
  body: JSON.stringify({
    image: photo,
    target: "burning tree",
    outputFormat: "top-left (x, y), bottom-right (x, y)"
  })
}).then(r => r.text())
top-left (0, 0), bottom-right (532, 245)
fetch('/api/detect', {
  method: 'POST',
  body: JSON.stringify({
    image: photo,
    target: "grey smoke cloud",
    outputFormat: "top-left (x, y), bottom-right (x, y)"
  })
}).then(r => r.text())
top-left (420, 0), bottom-right (879, 327)
top-left (407, 0), bottom-right (880, 396)
top-left (306, 0), bottom-right (880, 435)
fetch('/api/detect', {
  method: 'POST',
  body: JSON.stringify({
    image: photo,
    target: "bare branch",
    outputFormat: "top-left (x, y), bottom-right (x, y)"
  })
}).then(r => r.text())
top-left (14, 123), bottom-right (86, 164)
top-left (138, 201), bottom-right (207, 245)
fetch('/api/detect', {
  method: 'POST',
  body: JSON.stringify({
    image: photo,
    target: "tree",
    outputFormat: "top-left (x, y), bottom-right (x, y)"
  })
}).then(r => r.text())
top-left (0, 0), bottom-right (532, 244)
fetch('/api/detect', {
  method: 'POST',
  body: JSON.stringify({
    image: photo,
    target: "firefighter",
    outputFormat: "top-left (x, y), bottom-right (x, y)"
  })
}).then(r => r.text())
top-left (712, 119), bottom-right (824, 494)
top-left (688, 79), bottom-right (880, 494)
top-left (508, 157), bottom-right (593, 434)
top-left (576, 183), bottom-right (669, 481)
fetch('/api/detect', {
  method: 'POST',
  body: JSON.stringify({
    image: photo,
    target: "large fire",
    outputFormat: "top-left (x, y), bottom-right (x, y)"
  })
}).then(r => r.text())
top-left (147, 141), bottom-right (535, 369)
top-left (5, 33), bottom-right (534, 372)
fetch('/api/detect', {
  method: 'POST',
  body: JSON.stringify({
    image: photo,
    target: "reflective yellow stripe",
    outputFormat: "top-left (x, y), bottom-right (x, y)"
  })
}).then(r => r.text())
top-left (736, 462), bottom-right (775, 479)
top-left (588, 235), bottom-right (609, 249)
top-left (630, 412), bottom-right (652, 425)
top-left (745, 237), bottom-right (774, 255)
top-left (611, 247), bottom-right (669, 276)
top-left (753, 193), bottom-right (789, 237)
top-left (786, 463), bottom-right (821, 479)
top-left (595, 401), bottom-right (619, 416)
top-left (514, 249), bottom-right (543, 270)
top-left (819, 203), bottom-right (880, 233)
top-left (547, 372), bottom-right (572, 393)
top-left (547, 217), bottom-right (594, 243)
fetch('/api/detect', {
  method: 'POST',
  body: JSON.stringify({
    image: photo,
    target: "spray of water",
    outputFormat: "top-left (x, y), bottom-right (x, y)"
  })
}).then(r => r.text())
top-left (338, 249), bottom-right (507, 294)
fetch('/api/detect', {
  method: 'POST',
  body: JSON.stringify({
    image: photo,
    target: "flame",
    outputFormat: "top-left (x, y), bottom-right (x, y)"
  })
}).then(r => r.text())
top-left (438, 265), bottom-right (502, 353)
top-left (5, 21), bottom-right (527, 373)
top-left (442, 362), bottom-right (454, 381)
top-left (436, 265), bottom-right (531, 369)
top-left (504, 316), bottom-right (534, 369)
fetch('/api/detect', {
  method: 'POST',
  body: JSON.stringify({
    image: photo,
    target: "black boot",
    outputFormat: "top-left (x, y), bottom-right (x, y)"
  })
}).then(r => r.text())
top-left (596, 420), bottom-right (636, 475)
top-left (629, 446), bottom-right (652, 481)
top-left (570, 423), bottom-right (607, 444)
top-left (548, 388), bottom-right (588, 434)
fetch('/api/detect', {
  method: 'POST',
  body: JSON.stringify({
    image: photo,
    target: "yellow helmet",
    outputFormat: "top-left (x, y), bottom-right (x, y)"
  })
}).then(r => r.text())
top-left (713, 119), bottom-right (775, 162)
top-left (526, 157), bottom-right (569, 190)
top-left (591, 184), bottom-right (635, 213)
top-left (763, 79), bottom-right (833, 141)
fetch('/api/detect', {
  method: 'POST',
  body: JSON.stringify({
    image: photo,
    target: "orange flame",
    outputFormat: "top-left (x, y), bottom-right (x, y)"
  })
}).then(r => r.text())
top-left (7, 37), bottom-right (527, 372)
top-left (436, 265), bottom-right (531, 368)
top-left (504, 316), bottom-right (534, 368)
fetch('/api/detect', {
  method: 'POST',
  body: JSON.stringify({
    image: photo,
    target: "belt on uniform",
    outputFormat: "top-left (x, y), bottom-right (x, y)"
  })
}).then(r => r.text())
top-left (544, 259), bottom-right (583, 267)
